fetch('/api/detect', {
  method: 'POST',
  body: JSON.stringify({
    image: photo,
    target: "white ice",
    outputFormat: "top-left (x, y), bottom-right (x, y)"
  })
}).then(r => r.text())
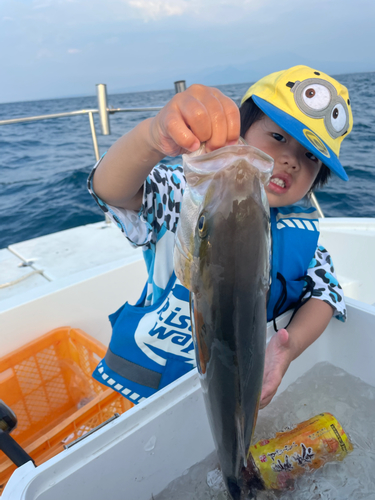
top-left (153, 362), bottom-right (375, 500)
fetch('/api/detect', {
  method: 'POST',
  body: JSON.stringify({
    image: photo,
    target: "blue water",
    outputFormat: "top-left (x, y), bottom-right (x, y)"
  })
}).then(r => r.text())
top-left (0, 72), bottom-right (374, 250)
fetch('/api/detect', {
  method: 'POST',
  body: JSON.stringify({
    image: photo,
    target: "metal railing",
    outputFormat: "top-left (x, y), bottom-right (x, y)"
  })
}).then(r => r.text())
top-left (0, 83), bottom-right (183, 162)
top-left (0, 79), bottom-right (324, 217)
top-left (0, 81), bottom-right (186, 224)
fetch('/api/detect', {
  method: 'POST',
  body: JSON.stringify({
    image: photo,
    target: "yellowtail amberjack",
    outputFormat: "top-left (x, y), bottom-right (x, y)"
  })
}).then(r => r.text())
top-left (174, 143), bottom-right (273, 499)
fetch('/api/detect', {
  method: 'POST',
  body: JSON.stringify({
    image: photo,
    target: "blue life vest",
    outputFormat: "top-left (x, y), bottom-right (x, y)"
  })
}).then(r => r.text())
top-left (92, 273), bottom-right (195, 404)
top-left (93, 203), bottom-right (319, 402)
top-left (267, 204), bottom-right (320, 324)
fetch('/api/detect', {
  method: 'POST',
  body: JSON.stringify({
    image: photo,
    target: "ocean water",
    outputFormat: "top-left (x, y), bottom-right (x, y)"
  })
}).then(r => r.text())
top-left (0, 72), bottom-right (374, 250)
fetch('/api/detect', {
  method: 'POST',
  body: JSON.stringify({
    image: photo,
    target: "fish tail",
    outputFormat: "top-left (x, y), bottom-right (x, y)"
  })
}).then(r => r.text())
top-left (241, 459), bottom-right (266, 498)
top-left (226, 477), bottom-right (242, 500)
top-left (225, 462), bottom-right (266, 499)
top-left (226, 476), bottom-right (260, 500)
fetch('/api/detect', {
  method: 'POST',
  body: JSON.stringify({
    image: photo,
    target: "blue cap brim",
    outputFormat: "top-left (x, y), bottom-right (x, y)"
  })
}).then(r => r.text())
top-left (252, 96), bottom-right (349, 181)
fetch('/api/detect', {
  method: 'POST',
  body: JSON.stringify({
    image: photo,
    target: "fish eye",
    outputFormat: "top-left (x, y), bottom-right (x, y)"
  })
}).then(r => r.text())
top-left (302, 83), bottom-right (331, 111)
top-left (330, 103), bottom-right (347, 132)
top-left (198, 214), bottom-right (208, 238)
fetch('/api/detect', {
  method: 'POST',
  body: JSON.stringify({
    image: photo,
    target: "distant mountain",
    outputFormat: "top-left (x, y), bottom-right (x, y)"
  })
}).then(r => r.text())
top-left (110, 53), bottom-right (374, 95)
top-left (7, 54), bottom-right (372, 103)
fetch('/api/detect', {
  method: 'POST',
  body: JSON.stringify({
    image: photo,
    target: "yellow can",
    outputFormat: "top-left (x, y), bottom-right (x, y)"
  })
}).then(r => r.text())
top-left (249, 413), bottom-right (353, 490)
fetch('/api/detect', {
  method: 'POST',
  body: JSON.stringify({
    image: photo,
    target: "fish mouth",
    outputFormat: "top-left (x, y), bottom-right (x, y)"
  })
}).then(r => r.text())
top-left (174, 235), bottom-right (192, 263)
top-left (174, 236), bottom-right (194, 289)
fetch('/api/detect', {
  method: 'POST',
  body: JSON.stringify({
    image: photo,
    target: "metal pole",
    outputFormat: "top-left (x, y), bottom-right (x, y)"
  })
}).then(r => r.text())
top-left (0, 109), bottom-right (98, 126)
top-left (96, 84), bottom-right (111, 135)
top-left (107, 106), bottom-right (163, 113)
top-left (88, 112), bottom-right (111, 224)
top-left (174, 80), bottom-right (186, 93)
top-left (311, 192), bottom-right (325, 218)
top-left (88, 112), bottom-right (100, 162)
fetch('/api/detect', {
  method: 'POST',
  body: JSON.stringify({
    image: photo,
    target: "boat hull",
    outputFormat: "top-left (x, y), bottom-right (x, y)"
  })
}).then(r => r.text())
top-left (3, 298), bottom-right (375, 500)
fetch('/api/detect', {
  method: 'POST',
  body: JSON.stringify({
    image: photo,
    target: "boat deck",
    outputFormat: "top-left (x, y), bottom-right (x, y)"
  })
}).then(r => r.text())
top-left (1, 218), bottom-right (375, 308)
top-left (0, 221), bottom-right (143, 302)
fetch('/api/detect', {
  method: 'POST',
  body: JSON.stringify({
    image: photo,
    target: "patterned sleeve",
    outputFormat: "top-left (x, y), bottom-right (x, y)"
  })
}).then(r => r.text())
top-left (307, 245), bottom-right (347, 322)
top-left (87, 157), bottom-right (185, 247)
top-left (140, 163), bottom-right (185, 245)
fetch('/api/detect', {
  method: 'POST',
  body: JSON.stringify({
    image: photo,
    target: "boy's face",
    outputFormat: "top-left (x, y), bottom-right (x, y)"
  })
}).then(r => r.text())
top-left (244, 116), bottom-right (323, 208)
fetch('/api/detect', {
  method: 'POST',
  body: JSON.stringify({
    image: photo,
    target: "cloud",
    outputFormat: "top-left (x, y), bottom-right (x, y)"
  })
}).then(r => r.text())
top-left (125, 0), bottom-right (264, 22)
top-left (0, 0), bottom-right (374, 103)
top-left (127, 0), bottom-right (189, 19)
top-left (32, 0), bottom-right (52, 9)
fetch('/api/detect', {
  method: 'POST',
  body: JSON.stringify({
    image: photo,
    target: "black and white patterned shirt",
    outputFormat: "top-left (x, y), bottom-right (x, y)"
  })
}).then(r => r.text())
top-left (88, 161), bottom-right (346, 321)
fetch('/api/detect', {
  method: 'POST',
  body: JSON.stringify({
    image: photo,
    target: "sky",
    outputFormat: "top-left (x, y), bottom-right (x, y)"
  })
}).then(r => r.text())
top-left (1, 0), bottom-right (375, 103)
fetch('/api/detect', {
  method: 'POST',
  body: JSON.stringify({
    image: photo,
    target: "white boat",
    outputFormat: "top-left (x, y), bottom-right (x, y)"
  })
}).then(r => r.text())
top-left (1, 84), bottom-right (374, 498)
top-left (1, 214), bottom-right (375, 499)
top-left (1, 216), bottom-right (374, 353)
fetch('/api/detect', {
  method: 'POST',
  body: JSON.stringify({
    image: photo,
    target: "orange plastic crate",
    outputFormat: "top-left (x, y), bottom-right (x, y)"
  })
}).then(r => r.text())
top-left (0, 327), bottom-right (134, 493)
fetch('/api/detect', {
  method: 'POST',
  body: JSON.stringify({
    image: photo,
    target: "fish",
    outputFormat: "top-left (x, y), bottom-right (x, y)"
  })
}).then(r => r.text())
top-left (174, 143), bottom-right (273, 499)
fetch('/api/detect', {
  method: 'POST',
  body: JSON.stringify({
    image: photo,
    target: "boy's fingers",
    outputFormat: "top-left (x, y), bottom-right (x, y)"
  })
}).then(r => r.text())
top-left (200, 93), bottom-right (228, 152)
top-left (200, 88), bottom-right (240, 151)
top-left (260, 391), bottom-right (274, 409)
top-left (212, 89), bottom-right (241, 145)
top-left (277, 328), bottom-right (289, 346)
top-left (164, 108), bottom-right (202, 152)
top-left (155, 85), bottom-right (240, 154)
top-left (176, 94), bottom-right (213, 146)
top-left (175, 86), bottom-right (240, 152)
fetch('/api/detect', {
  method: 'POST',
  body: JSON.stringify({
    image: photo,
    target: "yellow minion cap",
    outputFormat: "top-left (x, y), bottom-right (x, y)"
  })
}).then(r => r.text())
top-left (241, 65), bottom-right (353, 158)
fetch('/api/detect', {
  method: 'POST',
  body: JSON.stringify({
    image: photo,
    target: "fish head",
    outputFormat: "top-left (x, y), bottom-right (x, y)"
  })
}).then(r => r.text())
top-left (174, 144), bottom-right (273, 293)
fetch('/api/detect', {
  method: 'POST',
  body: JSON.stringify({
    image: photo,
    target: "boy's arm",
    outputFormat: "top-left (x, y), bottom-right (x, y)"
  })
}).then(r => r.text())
top-left (92, 118), bottom-right (165, 211)
top-left (92, 85), bottom-right (240, 211)
top-left (260, 298), bottom-right (333, 409)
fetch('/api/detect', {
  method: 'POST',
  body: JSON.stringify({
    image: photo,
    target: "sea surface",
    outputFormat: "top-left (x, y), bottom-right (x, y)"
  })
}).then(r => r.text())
top-left (0, 72), bottom-right (374, 250)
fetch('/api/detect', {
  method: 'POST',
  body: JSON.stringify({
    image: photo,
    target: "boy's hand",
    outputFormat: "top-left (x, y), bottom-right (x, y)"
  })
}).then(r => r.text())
top-left (149, 84), bottom-right (241, 157)
top-left (259, 299), bottom-right (333, 409)
top-left (93, 84), bottom-right (240, 210)
top-left (260, 329), bottom-right (293, 409)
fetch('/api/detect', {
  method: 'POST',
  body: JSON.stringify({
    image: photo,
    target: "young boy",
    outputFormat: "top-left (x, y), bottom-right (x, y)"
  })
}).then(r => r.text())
top-left (89, 65), bottom-right (352, 408)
